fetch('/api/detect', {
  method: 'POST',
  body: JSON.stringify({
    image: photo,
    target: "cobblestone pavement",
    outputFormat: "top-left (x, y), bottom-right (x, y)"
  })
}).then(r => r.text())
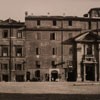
top-left (0, 82), bottom-right (100, 94)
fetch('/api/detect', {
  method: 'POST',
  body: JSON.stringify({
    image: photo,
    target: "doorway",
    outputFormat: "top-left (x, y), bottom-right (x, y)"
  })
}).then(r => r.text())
top-left (35, 70), bottom-right (40, 81)
top-left (86, 64), bottom-right (95, 81)
top-left (26, 71), bottom-right (30, 81)
top-left (16, 75), bottom-right (24, 82)
top-left (2, 75), bottom-right (8, 82)
top-left (51, 70), bottom-right (58, 81)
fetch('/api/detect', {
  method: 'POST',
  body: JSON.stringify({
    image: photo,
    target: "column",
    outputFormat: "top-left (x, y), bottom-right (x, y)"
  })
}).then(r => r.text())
top-left (77, 64), bottom-right (82, 82)
top-left (24, 72), bottom-right (26, 81)
top-left (95, 64), bottom-right (97, 81)
top-left (49, 74), bottom-right (51, 82)
top-left (1, 74), bottom-right (3, 81)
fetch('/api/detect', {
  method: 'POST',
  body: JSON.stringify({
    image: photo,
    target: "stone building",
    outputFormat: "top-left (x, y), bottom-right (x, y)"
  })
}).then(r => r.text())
top-left (0, 8), bottom-right (100, 82)
top-left (0, 19), bottom-right (26, 82)
top-left (25, 8), bottom-right (100, 82)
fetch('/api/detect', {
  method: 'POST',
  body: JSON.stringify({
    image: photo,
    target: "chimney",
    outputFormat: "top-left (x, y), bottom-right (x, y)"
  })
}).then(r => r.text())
top-left (25, 11), bottom-right (28, 17)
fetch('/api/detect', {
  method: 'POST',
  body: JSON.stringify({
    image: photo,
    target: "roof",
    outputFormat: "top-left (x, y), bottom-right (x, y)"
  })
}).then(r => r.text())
top-left (62, 29), bottom-right (100, 45)
top-left (25, 15), bottom-right (100, 21)
top-left (88, 8), bottom-right (100, 13)
top-left (0, 18), bottom-right (25, 28)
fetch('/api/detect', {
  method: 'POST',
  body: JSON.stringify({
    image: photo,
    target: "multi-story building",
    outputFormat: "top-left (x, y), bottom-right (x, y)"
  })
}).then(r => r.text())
top-left (0, 19), bottom-right (26, 82)
top-left (25, 8), bottom-right (100, 82)
top-left (0, 8), bottom-right (100, 82)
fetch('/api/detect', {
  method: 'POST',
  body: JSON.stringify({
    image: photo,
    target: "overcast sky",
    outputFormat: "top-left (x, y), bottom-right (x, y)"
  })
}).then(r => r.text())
top-left (0, 0), bottom-right (100, 21)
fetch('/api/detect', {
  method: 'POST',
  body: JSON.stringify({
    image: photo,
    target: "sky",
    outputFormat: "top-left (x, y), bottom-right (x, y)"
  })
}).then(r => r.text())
top-left (0, 0), bottom-right (100, 21)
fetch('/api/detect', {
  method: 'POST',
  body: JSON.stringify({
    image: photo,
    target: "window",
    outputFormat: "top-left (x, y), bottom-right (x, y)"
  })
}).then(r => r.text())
top-left (87, 44), bottom-right (92, 55)
top-left (52, 48), bottom-right (57, 55)
top-left (16, 47), bottom-right (22, 57)
top-left (36, 48), bottom-right (39, 55)
top-left (36, 33), bottom-right (41, 40)
top-left (17, 31), bottom-right (22, 38)
top-left (2, 47), bottom-right (8, 56)
top-left (36, 61), bottom-right (40, 68)
top-left (37, 20), bottom-right (40, 26)
top-left (68, 20), bottom-right (72, 26)
top-left (51, 61), bottom-right (56, 68)
top-left (15, 64), bottom-right (22, 70)
top-left (50, 33), bottom-right (55, 40)
top-left (3, 30), bottom-right (8, 38)
top-left (1, 64), bottom-right (8, 70)
top-left (53, 20), bottom-right (57, 26)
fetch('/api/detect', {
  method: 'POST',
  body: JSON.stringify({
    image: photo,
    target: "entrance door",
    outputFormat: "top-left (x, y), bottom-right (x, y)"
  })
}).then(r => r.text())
top-left (86, 65), bottom-right (95, 81)
top-left (51, 70), bottom-right (58, 81)
top-left (26, 72), bottom-right (30, 81)
top-left (2, 75), bottom-right (8, 82)
top-left (16, 75), bottom-right (24, 82)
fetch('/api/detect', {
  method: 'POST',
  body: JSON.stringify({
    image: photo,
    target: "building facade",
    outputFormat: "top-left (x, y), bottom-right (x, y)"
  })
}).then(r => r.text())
top-left (25, 8), bottom-right (100, 82)
top-left (0, 8), bottom-right (100, 82)
top-left (0, 19), bottom-right (26, 82)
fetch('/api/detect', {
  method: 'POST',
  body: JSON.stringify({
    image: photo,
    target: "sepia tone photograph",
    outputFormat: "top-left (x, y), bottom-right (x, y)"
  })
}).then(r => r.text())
top-left (0, 0), bottom-right (100, 100)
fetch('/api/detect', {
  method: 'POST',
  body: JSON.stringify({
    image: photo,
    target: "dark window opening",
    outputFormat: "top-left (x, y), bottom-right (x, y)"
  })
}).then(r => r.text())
top-left (68, 20), bottom-right (72, 26)
top-left (53, 20), bottom-right (57, 26)
top-left (52, 48), bottom-right (56, 55)
top-left (51, 61), bottom-right (56, 68)
top-left (15, 64), bottom-right (22, 70)
top-left (3, 30), bottom-right (8, 38)
top-left (36, 48), bottom-right (39, 55)
top-left (1, 64), bottom-right (8, 70)
top-left (37, 20), bottom-right (40, 26)
top-left (50, 33), bottom-right (55, 40)
top-left (16, 47), bottom-right (22, 57)
top-left (36, 61), bottom-right (40, 68)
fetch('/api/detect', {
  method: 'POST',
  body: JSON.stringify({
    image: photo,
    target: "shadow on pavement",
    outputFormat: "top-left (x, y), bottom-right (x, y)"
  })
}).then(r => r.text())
top-left (0, 93), bottom-right (100, 100)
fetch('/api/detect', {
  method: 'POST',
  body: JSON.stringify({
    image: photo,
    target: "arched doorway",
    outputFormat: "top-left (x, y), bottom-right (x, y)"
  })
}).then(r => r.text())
top-left (35, 70), bottom-right (40, 81)
top-left (26, 71), bottom-right (30, 81)
top-left (51, 70), bottom-right (58, 81)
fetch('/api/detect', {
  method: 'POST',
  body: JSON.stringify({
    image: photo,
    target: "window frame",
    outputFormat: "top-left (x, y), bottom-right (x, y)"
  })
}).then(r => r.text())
top-left (53, 20), bottom-right (57, 26)
top-left (15, 64), bottom-right (22, 70)
top-left (36, 61), bottom-right (40, 68)
top-left (17, 31), bottom-right (22, 38)
top-left (3, 30), bottom-right (8, 38)
top-left (1, 64), bottom-right (8, 70)
top-left (16, 46), bottom-right (22, 57)
top-left (2, 46), bottom-right (8, 57)
top-left (68, 20), bottom-right (72, 26)
top-left (37, 20), bottom-right (40, 26)
top-left (50, 33), bottom-right (55, 40)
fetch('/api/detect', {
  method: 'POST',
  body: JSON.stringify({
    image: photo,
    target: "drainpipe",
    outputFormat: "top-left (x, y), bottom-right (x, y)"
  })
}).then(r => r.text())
top-left (9, 20), bottom-right (12, 81)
